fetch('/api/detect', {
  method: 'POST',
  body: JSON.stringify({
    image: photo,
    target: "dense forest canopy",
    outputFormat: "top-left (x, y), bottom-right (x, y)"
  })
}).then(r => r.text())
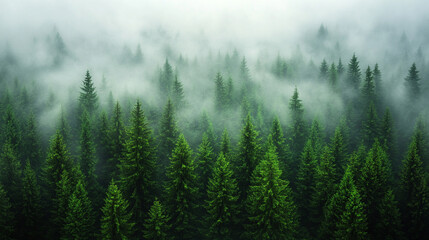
top-left (1, 0), bottom-right (429, 239)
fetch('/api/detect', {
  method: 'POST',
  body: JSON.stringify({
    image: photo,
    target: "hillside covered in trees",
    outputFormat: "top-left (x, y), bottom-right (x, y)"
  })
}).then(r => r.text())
top-left (1, 1), bottom-right (429, 239)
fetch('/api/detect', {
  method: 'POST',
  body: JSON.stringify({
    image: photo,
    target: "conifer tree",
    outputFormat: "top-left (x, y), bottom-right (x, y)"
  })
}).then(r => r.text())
top-left (0, 143), bottom-right (22, 209)
top-left (337, 58), bottom-right (344, 77)
top-left (214, 72), bottom-right (226, 111)
top-left (52, 170), bottom-right (74, 239)
top-left (362, 66), bottom-right (375, 107)
top-left (206, 153), bottom-right (239, 240)
top-left (270, 117), bottom-right (292, 179)
top-left (119, 100), bottom-right (156, 235)
top-left (96, 111), bottom-right (111, 189)
top-left (362, 102), bottom-right (379, 148)
top-left (236, 114), bottom-right (260, 203)
top-left (373, 63), bottom-right (382, 100)
top-left (144, 199), bottom-right (170, 240)
top-left (196, 133), bottom-right (214, 201)
top-left (319, 59), bottom-right (329, 81)
top-left (62, 180), bottom-right (95, 240)
top-left (246, 143), bottom-right (299, 239)
top-left (288, 87), bottom-right (308, 181)
top-left (79, 70), bottom-right (98, 114)
top-left (109, 101), bottom-right (125, 180)
top-left (159, 59), bottom-right (174, 94)
top-left (400, 138), bottom-right (429, 239)
top-left (165, 134), bottom-right (199, 239)
top-left (296, 140), bottom-right (318, 233)
top-left (101, 181), bottom-right (134, 240)
top-left (0, 183), bottom-right (14, 240)
top-left (21, 161), bottom-right (42, 239)
top-left (308, 118), bottom-right (324, 158)
top-left (404, 63), bottom-right (421, 100)
top-left (412, 117), bottom-right (429, 169)
top-left (172, 74), bottom-right (185, 109)
top-left (2, 106), bottom-right (21, 156)
top-left (329, 63), bottom-right (337, 90)
top-left (159, 99), bottom-right (178, 180)
top-left (380, 108), bottom-right (398, 173)
top-left (330, 127), bottom-right (347, 182)
top-left (58, 107), bottom-right (72, 146)
top-left (347, 54), bottom-right (361, 89)
top-left (220, 128), bottom-right (231, 158)
top-left (200, 112), bottom-right (217, 152)
top-left (22, 113), bottom-right (43, 172)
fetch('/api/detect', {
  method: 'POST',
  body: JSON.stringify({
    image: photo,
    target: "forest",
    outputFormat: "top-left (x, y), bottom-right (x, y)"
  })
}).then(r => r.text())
top-left (1, 1), bottom-right (429, 240)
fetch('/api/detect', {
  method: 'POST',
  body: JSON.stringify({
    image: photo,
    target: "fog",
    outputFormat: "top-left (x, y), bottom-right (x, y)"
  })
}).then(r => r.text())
top-left (1, 0), bottom-right (429, 148)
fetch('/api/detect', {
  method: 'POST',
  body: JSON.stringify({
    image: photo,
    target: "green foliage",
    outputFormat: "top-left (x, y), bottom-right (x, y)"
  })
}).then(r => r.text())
top-left (21, 161), bottom-right (42, 239)
top-left (144, 199), bottom-right (170, 240)
top-left (337, 58), bottom-right (344, 76)
top-left (165, 134), bottom-right (199, 239)
top-left (400, 137), bottom-right (429, 239)
top-left (362, 66), bottom-right (375, 105)
top-left (2, 106), bottom-right (21, 156)
top-left (347, 54), bottom-right (361, 89)
top-left (220, 128), bottom-right (231, 158)
top-left (172, 74), bottom-right (185, 109)
top-left (62, 180), bottom-right (95, 240)
top-left (330, 127), bottom-right (347, 182)
top-left (319, 59), bottom-right (329, 81)
top-left (270, 117), bottom-right (292, 179)
top-left (0, 184), bottom-right (14, 240)
top-left (362, 102), bottom-right (379, 148)
top-left (0, 143), bottom-right (22, 208)
top-left (101, 181), bottom-right (134, 240)
top-left (215, 72), bottom-right (226, 111)
top-left (119, 100), bottom-right (156, 235)
top-left (52, 170), bottom-right (74, 239)
top-left (380, 108), bottom-right (398, 173)
top-left (22, 113), bottom-right (43, 172)
top-left (196, 133), bottom-right (214, 200)
top-left (159, 59), bottom-right (174, 94)
top-left (159, 99), bottom-right (179, 180)
top-left (109, 101), bottom-right (126, 180)
top-left (404, 63), bottom-right (421, 100)
top-left (79, 70), bottom-right (98, 114)
top-left (206, 153), bottom-right (239, 240)
top-left (246, 143), bottom-right (299, 239)
top-left (329, 63), bottom-right (337, 90)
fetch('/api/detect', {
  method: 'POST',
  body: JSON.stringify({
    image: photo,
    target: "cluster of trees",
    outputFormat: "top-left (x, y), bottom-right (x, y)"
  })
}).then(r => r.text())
top-left (0, 49), bottom-right (428, 240)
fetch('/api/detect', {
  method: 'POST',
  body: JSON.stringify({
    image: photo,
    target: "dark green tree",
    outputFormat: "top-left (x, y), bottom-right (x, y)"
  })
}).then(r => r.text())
top-left (172, 74), bottom-right (185, 109)
top-left (21, 161), bottom-right (42, 239)
top-left (0, 183), bottom-right (14, 240)
top-left (400, 137), bottom-right (429, 239)
top-left (270, 117), bottom-right (292, 179)
top-left (246, 143), bottom-right (299, 239)
top-left (79, 70), bottom-right (98, 114)
top-left (319, 59), bottom-right (329, 81)
top-left (206, 153), bottom-right (239, 240)
top-left (214, 72), bottom-right (226, 111)
top-left (109, 101), bottom-right (126, 180)
top-left (2, 106), bottom-right (21, 157)
top-left (362, 102), bottom-right (379, 148)
top-left (196, 133), bottom-right (214, 201)
top-left (380, 108), bottom-right (399, 174)
top-left (404, 63), bottom-right (421, 100)
top-left (62, 180), bottom-right (95, 240)
top-left (0, 143), bottom-right (22, 209)
top-left (100, 181), bottom-right (134, 240)
top-left (412, 117), bottom-right (429, 169)
top-left (52, 170), bottom-right (74, 239)
top-left (96, 111), bottom-right (111, 189)
top-left (159, 59), bottom-right (174, 94)
top-left (22, 113), bottom-right (43, 172)
top-left (330, 127), bottom-right (347, 182)
top-left (158, 99), bottom-right (179, 180)
top-left (220, 128), bottom-right (231, 158)
top-left (347, 54), bottom-right (361, 89)
top-left (373, 63), bottom-right (382, 100)
top-left (165, 134), bottom-right (199, 239)
top-left (143, 199), bottom-right (170, 240)
top-left (329, 63), bottom-right (337, 90)
top-left (119, 100), bottom-right (156, 236)
top-left (361, 66), bottom-right (375, 106)
top-left (308, 118), bottom-right (324, 158)
top-left (337, 58), bottom-right (344, 77)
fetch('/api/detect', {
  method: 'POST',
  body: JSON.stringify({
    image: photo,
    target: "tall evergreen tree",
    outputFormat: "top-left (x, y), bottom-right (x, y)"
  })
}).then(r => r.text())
top-left (308, 118), bottom-right (324, 158)
top-left (412, 117), bottom-right (429, 169)
top-left (220, 128), bottom-right (231, 158)
top-left (21, 161), bottom-right (42, 240)
top-left (158, 99), bottom-right (178, 181)
top-left (319, 59), bottom-right (329, 81)
top-left (109, 101), bottom-right (126, 180)
top-left (119, 100), bottom-right (156, 236)
top-left (22, 113), bottom-right (43, 172)
top-left (144, 199), bottom-right (170, 240)
top-left (62, 180), bottom-right (95, 240)
top-left (361, 66), bottom-right (375, 106)
top-left (96, 111), bottom-right (111, 189)
top-left (0, 183), bottom-right (14, 240)
top-left (404, 63), bottom-right (421, 100)
top-left (206, 153), bottom-right (239, 240)
top-left (329, 63), bottom-right (338, 90)
top-left (330, 127), bottom-right (347, 182)
top-left (165, 134), bottom-right (199, 239)
top-left (2, 106), bottom-right (21, 157)
top-left (246, 143), bottom-right (299, 239)
top-left (400, 137), bottom-right (429, 239)
top-left (270, 117), bottom-right (291, 179)
top-left (100, 181), bottom-right (134, 240)
top-left (79, 70), bottom-right (98, 114)
top-left (159, 59), bottom-right (174, 94)
top-left (172, 74), bottom-right (185, 109)
top-left (347, 54), bottom-right (361, 90)
top-left (362, 101), bottom-right (379, 148)
top-left (373, 63), bottom-right (382, 101)
top-left (52, 170), bottom-right (74, 239)
top-left (380, 108), bottom-right (398, 174)
top-left (337, 58), bottom-right (344, 77)
top-left (214, 72), bottom-right (226, 111)
top-left (196, 133), bottom-right (214, 201)
top-left (0, 143), bottom-right (22, 209)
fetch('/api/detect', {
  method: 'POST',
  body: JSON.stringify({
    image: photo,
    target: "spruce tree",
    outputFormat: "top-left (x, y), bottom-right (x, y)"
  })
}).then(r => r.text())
top-left (101, 181), bottom-right (134, 240)
top-left (79, 70), bottom-right (98, 114)
top-left (119, 100), bottom-right (156, 236)
top-left (159, 99), bottom-right (178, 180)
top-left (0, 183), bottom-right (14, 240)
top-left (330, 127), bottom-right (347, 182)
top-left (329, 63), bottom-right (337, 90)
top-left (246, 143), bottom-right (299, 239)
top-left (220, 128), bottom-right (231, 158)
top-left (21, 161), bottom-right (42, 239)
top-left (2, 106), bottom-right (21, 157)
top-left (96, 111), bottom-right (111, 189)
top-left (362, 101), bottom-right (379, 148)
top-left (361, 66), bottom-right (375, 106)
top-left (412, 117), bottom-right (429, 169)
top-left (196, 133), bottom-right (214, 201)
top-left (159, 59), bottom-right (174, 94)
top-left (373, 63), bottom-right (382, 101)
top-left (143, 199), bottom-right (170, 240)
top-left (400, 137), bottom-right (429, 239)
top-left (0, 143), bottom-right (22, 210)
top-left (22, 113), bottom-right (43, 172)
top-left (206, 153), bottom-right (239, 240)
top-left (319, 59), bottom-right (329, 81)
top-left (214, 72), bottom-right (226, 111)
top-left (165, 134), bottom-right (199, 239)
top-left (404, 63), bottom-right (421, 100)
top-left (172, 74), bottom-right (185, 109)
top-left (380, 108), bottom-right (398, 174)
top-left (52, 170), bottom-right (74, 239)
top-left (347, 54), bottom-right (361, 90)
top-left (270, 117), bottom-right (292, 179)
top-left (109, 101), bottom-right (125, 180)
top-left (308, 118), bottom-right (324, 158)
top-left (337, 58), bottom-right (344, 77)
top-left (62, 180), bottom-right (95, 240)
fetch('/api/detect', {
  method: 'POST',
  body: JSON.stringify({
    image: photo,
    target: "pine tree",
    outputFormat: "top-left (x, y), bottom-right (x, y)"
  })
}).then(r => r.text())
top-left (159, 99), bottom-right (178, 180)
top-left (329, 63), bottom-right (337, 90)
top-left (337, 58), bottom-right (344, 77)
top-left (62, 180), bottom-right (95, 240)
top-left (400, 137), bottom-right (429, 239)
top-left (246, 143), bottom-right (299, 239)
top-left (21, 161), bottom-right (42, 239)
top-left (380, 108), bottom-right (398, 174)
top-left (319, 59), bottom-right (329, 81)
top-left (58, 107), bottom-right (72, 146)
top-left (214, 72), bottom-right (226, 111)
top-left (52, 170), bottom-right (74, 239)
top-left (205, 152), bottom-right (239, 239)
top-left (96, 111), bottom-right (111, 189)
top-left (362, 101), bottom-right (379, 148)
top-left (404, 63), bottom-right (421, 100)
top-left (296, 140), bottom-right (318, 233)
top-left (330, 127), bottom-right (347, 182)
top-left (0, 143), bottom-right (22, 209)
top-left (373, 63), bottom-right (382, 100)
top-left (159, 59), bottom-right (174, 94)
top-left (165, 134), bottom-right (199, 239)
top-left (196, 133), bottom-right (214, 201)
top-left (144, 199), bottom-right (170, 240)
top-left (347, 54), bottom-right (361, 89)
top-left (236, 114), bottom-right (260, 203)
top-left (288, 87), bottom-right (308, 182)
top-left (220, 128), bottom-right (231, 158)
top-left (270, 117), bottom-right (292, 179)
top-left (412, 117), bottom-right (429, 169)
top-left (361, 66), bottom-right (375, 106)
top-left (320, 168), bottom-right (367, 239)
top-left (172, 74), bottom-right (185, 109)
top-left (119, 100), bottom-right (156, 235)
top-left (308, 118), bottom-right (324, 158)
top-left (79, 70), bottom-right (98, 114)
top-left (0, 183), bottom-right (14, 240)
top-left (22, 113), bottom-right (43, 172)
top-left (109, 101), bottom-right (125, 180)
top-left (101, 181), bottom-right (134, 240)
top-left (2, 106), bottom-right (21, 157)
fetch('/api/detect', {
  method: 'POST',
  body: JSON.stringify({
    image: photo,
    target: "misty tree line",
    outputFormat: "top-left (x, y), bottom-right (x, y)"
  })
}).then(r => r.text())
top-left (0, 49), bottom-right (428, 240)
